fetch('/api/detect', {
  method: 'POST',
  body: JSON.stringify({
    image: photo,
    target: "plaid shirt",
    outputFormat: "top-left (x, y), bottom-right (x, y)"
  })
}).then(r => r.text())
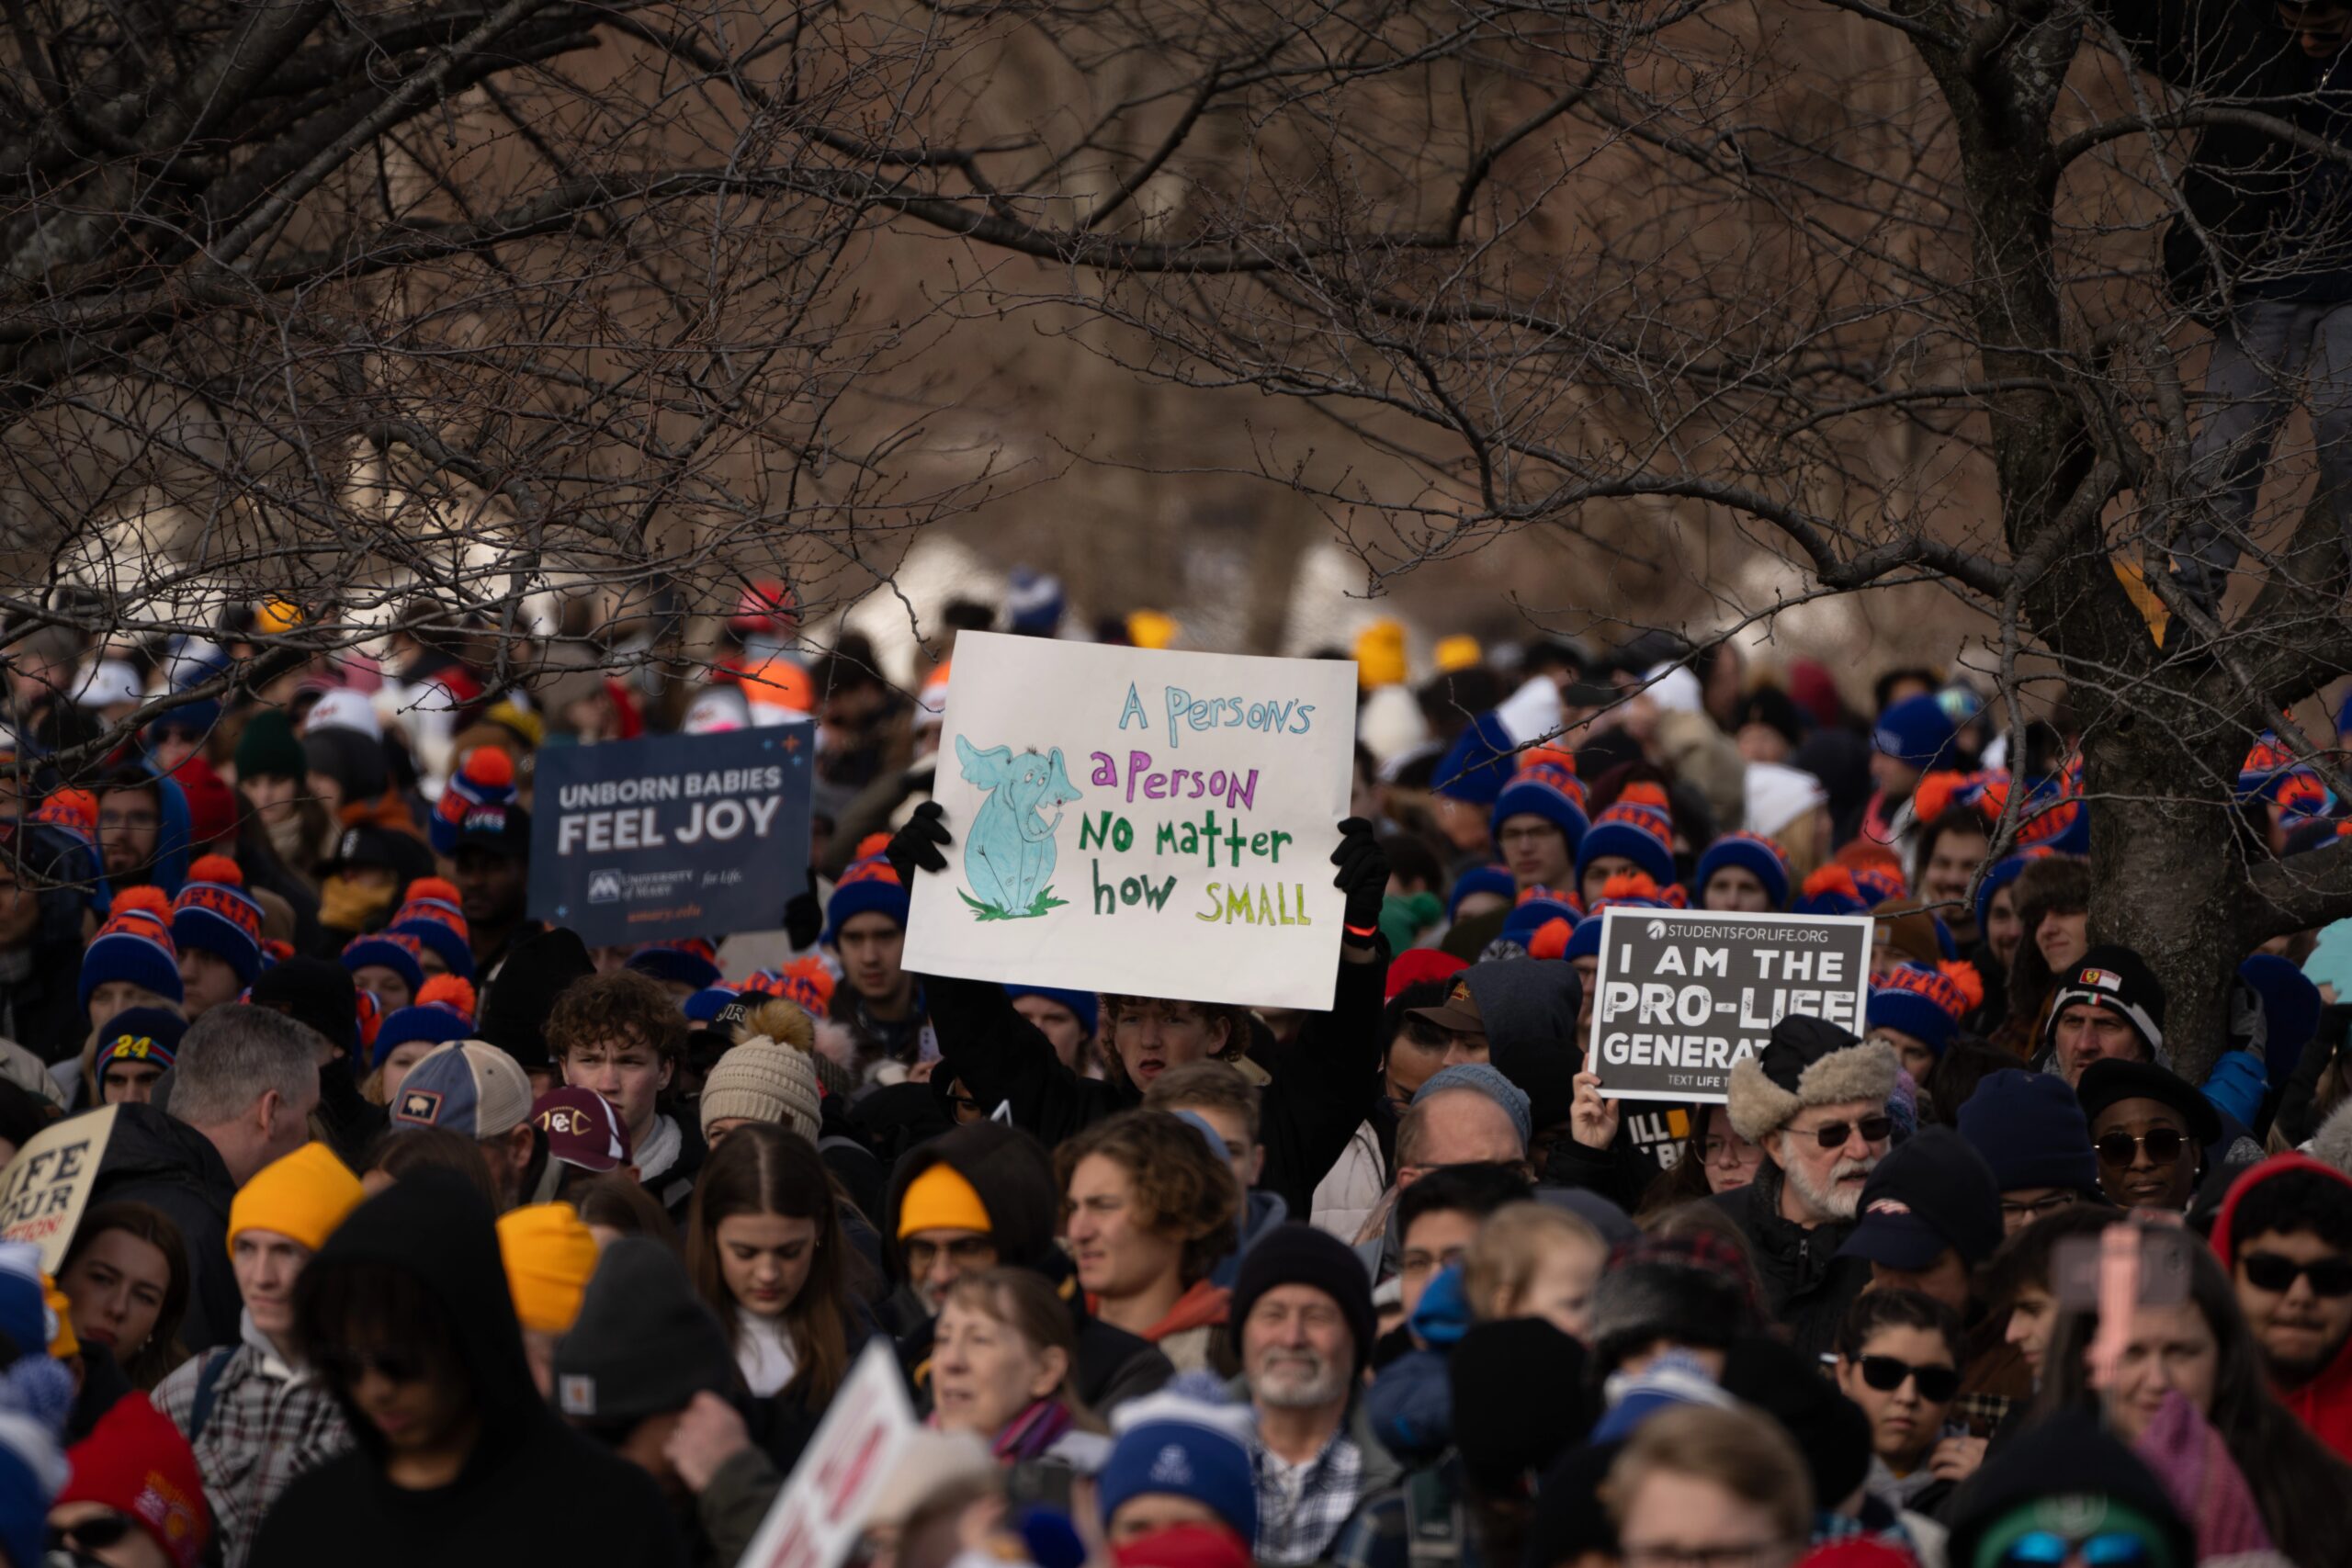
top-left (152, 1314), bottom-right (352, 1568)
top-left (1255, 1427), bottom-right (1366, 1565)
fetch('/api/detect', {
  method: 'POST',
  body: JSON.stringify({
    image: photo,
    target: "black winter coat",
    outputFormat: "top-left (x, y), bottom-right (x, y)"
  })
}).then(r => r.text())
top-left (1707, 1160), bottom-right (1871, 1363)
top-left (2100, 0), bottom-right (2352, 310)
top-left (90, 1103), bottom-right (241, 1351)
top-left (923, 947), bottom-right (1387, 1215)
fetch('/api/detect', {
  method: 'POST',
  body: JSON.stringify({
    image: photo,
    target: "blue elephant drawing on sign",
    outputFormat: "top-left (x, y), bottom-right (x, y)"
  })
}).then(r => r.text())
top-left (956, 736), bottom-right (1083, 915)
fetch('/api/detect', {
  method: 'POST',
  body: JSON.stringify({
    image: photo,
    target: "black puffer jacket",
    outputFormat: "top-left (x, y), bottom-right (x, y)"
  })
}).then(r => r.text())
top-left (90, 1103), bottom-right (240, 1351)
top-left (1707, 1159), bottom-right (1871, 1363)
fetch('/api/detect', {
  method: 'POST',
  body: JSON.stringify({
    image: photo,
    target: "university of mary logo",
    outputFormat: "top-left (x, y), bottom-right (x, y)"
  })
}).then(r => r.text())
top-left (588, 870), bottom-right (624, 904)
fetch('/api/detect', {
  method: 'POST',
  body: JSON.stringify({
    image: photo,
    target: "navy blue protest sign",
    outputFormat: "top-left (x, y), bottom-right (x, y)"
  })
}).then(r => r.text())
top-left (528, 727), bottom-right (812, 947)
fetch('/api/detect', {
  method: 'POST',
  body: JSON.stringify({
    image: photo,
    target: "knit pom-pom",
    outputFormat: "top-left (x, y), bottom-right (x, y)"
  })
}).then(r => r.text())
top-left (402, 875), bottom-right (463, 908)
top-left (741, 996), bottom-right (816, 1052)
top-left (188, 853), bottom-right (244, 888)
top-left (1910, 772), bottom-right (1968, 823)
top-left (1615, 781), bottom-right (1671, 810)
top-left (416, 974), bottom-right (476, 1021)
top-left (1600, 871), bottom-right (1662, 902)
top-left (1802, 864), bottom-right (1859, 901)
top-left (1520, 746), bottom-right (1578, 776)
top-left (459, 747), bottom-right (514, 788)
top-left (1516, 884), bottom-right (1572, 908)
top-left (112, 886), bottom-right (174, 921)
top-left (854, 831), bottom-right (893, 862)
top-left (1528, 918), bottom-right (1575, 961)
top-left (1937, 960), bottom-right (1985, 1010)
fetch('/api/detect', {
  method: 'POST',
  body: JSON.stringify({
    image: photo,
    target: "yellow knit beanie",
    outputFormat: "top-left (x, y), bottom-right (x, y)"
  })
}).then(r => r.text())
top-left (498, 1203), bottom-right (601, 1334)
top-left (897, 1163), bottom-right (991, 1240)
top-left (227, 1143), bottom-right (364, 1255)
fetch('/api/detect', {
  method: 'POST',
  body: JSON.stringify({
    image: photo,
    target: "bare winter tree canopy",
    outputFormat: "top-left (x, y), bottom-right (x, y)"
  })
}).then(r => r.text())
top-left (11, 0), bottom-right (2352, 1069)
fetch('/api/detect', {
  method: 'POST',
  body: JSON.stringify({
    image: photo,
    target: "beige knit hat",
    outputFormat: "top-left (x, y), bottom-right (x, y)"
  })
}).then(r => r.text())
top-left (699, 1036), bottom-right (821, 1142)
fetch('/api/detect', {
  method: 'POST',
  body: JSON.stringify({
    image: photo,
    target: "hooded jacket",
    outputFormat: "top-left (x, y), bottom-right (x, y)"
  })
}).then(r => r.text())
top-left (92, 1102), bottom-right (241, 1350)
top-left (923, 943), bottom-right (1387, 1214)
top-left (2092, 0), bottom-right (2352, 313)
top-left (880, 1121), bottom-right (1172, 1415)
top-left (1706, 1158), bottom-right (1870, 1363)
top-left (112, 772), bottom-right (194, 898)
top-left (246, 1171), bottom-right (682, 1568)
top-left (2210, 1152), bottom-right (2352, 1462)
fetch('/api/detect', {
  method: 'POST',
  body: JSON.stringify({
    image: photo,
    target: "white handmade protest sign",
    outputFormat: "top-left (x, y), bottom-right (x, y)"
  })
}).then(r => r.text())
top-left (736, 1341), bottom-right (920, 1568)
top-left (904, 631), bottom-right (1354, 1010)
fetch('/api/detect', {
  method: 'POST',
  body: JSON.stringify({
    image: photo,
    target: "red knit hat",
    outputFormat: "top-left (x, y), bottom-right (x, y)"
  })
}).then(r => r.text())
top-left (56, 1393), bottom-right (209, 1568)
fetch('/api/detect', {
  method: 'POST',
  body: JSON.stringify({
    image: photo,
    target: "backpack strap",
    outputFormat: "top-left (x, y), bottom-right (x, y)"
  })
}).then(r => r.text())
top-left (187, 1347), bottom-right (234, 1444)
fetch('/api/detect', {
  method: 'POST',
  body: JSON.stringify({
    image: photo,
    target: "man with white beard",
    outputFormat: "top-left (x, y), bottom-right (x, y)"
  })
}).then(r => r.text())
top-left (1712, 1014), bottom-right (1898, 1361)
top-left (1228, 1224), bottom-right (1399, 1565)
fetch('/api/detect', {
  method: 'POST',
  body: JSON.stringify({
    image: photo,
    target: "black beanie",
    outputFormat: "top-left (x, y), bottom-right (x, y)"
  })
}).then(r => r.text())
top-left (550, 1237), bottom-right (736, 1424)
top-left (1523, 1439), bottom-right (1624, 1568)
top-left (1451, 1319), bottom-right (1593, 1495)
top-left (249, 957), bottom-right (361, 1056)
top-left (1228, 1223), bottom-right (1376, 1373)
top-left (2045, 945), bottom-right (2168, 1062)
top-left (478, 927), bottom-right (594, 1071)
top-left (1946, 1407), bottom-right (2194, 1568)
top-left (1719, 1335), bottom-right (1871, 1511)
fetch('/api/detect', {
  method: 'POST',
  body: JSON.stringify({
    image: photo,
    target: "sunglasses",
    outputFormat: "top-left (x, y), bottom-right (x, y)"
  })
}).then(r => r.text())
top-left (2093, 1128), bottom-right (2186, 1167)
top-left (1996, 1529), bottom-right (2154, 1566)
top-left (1793, 1115), bottom-right (1892, 1150)
top-left (315, 1346), bottom-right (424, 1385)
top-left (1857, 1354), bottom-right (1959, 1402)
top-left (48, 1513), bottom-right (137, 1553)
top-left (2240, 1250), bottom-right (2352, 1296)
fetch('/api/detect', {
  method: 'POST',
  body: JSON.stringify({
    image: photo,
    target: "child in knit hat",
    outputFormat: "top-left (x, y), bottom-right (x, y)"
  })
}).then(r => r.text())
top-left (171, 856), bottom-right (266, 1019)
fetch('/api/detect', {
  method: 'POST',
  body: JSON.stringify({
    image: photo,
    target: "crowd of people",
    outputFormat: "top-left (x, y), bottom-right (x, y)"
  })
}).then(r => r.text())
top-left (0, 584), bottom-right (2342, 1568)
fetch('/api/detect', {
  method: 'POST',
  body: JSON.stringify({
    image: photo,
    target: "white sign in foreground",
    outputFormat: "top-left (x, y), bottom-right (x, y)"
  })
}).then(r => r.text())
top-left (738, 1341), bottom-right (921, 1568)
top-left (904, 631), bottom-right (1356, 1010)
top-left (1589, 908), bottom-right (1871, 1103)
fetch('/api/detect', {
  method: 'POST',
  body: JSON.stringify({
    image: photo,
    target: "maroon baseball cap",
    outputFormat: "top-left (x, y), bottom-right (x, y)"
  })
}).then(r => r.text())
top-left (531, 1086), bottom-right (633, 1172)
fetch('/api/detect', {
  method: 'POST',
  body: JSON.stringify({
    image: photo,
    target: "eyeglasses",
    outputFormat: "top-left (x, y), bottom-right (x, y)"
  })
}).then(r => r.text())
top-left (1792, 1115), bottom-right (1892, 1150)
top-left (2240, 1250), bottom-right (2352, 1296)
top-left (905, 1235), bottom-right (997, 1272)
top-left (96, 810), bottom-right (157, 831)
top-left (1700, 1137), bottom-right (1756, 1165)
top-left (2092, 1128), bottom-right (2186, 1167)
top-left (2001, 1193), bottom-right (2081, 1223)
top-left (1996, 1529), bottom-right (2155, 1566)
top-left (316, 1346), bottom-right (424, 1384)
top-left (1857, 1354), bottom-right (1960, 1402)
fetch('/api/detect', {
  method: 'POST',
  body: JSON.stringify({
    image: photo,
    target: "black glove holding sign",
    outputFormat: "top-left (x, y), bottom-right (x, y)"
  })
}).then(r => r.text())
top-left (885, 800), bottom-right (953, 885)
top-left (1331, 816), bottom-right (1388, 953)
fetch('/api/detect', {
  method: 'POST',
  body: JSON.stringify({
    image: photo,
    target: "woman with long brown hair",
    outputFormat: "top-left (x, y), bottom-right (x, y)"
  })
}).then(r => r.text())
top-left (55, 1201), bottom-right (189, 1390)
top-left (685, 1122), bottom-right (859, 1416)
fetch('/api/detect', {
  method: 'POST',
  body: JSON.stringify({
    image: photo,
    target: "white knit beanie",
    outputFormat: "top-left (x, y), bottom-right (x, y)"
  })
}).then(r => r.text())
top-left (698, 1036), bottom-right (822, 1142)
